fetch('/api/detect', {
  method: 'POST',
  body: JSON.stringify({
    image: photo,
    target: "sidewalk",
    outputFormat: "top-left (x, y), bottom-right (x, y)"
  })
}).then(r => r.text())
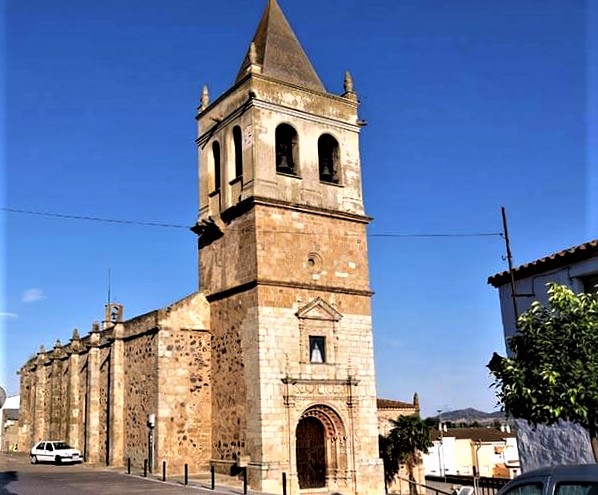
top-left (99, 462), bottom-right (266, 495)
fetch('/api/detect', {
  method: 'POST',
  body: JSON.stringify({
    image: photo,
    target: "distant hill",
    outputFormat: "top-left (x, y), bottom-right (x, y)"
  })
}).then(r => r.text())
top-left (427, 408), bottom-right (508, 426)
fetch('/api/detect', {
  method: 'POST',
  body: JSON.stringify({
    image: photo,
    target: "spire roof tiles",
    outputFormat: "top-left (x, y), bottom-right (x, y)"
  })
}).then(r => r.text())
top-left (236, 0), bottom-right (325, 92)
top-left (488, 238), bottom-right (598, 287)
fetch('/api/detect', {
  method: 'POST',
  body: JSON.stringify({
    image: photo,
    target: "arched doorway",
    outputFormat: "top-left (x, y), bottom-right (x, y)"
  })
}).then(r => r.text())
top-left (295, 405), bottom-right (348, 490)
top-left (296, 416), bottom-right (326, 488)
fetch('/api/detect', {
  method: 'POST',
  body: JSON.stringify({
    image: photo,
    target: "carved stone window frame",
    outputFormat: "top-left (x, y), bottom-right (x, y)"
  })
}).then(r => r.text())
top-left (296, 298), bottom-right (342, 366)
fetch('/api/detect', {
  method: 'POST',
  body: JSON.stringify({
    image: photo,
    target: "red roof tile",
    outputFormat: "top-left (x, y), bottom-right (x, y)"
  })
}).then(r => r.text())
top-left (377, 398), bottom-right (416, 410)
top-left (431, 427), bottom-right (515, 442)
top-left (488, 239), bottom-right (598, 287)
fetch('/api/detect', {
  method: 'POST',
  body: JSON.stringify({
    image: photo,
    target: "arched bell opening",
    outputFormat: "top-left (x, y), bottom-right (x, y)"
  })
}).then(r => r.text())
top-left (275, 123), bottom-right (299, 175)
top-left (318, 134), bottom-right (340, 184)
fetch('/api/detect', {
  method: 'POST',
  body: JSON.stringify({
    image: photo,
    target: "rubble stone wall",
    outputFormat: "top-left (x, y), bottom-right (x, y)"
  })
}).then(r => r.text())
top-left (208, 291), bottom-right (256, 466)
top-left (18, 292), bottom-right (211, 471)
top-left (98, 346), bottom-right (110, 464)
top-left (58, 359), bottom-right (69, 441)
top-left (123, 329), bottom-right (158, 468)
top-left (77, 356), bottom-right (88, 455)
top-left (156, 328), bottom-right (211, 472)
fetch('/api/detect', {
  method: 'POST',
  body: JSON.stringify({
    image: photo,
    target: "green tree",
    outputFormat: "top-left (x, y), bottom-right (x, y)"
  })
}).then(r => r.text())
top-left (423, 416), bottom-right (438, 428)
top-left (379, 414), bottom-right (432, 492)
top-left (488, 283), bottom-right (598, 460)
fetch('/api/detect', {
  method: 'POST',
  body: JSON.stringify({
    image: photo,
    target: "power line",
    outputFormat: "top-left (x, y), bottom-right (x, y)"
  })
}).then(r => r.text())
top-left (1, 206), bottom-right (502, 238)
top-left (370, 232), bottom-right (500, 238)
top-left (1, 207), bottom-right (189, 229)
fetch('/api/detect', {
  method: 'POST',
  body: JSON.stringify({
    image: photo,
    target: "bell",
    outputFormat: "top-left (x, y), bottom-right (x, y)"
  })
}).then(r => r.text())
top-left (321, 163), bottom-right (332, 181)
top-left (277, 153), bottom-right (288, 168)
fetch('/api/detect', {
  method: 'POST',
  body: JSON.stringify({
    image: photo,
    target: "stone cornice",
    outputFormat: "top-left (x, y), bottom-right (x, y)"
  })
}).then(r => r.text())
top-left (251, 196), bottom-right (371, 224)
top-left (196, 98), bottom-right (254, 147)
top-left (281, 377), bottom-right (355, 386)
top-left (205, 278), bottom-right (372, 303)
top-left (210, 195), bottom-right (371, 228)
top-left (122, 326), bottom-right (159, 342)
top-left (196, 72), bottom-right (357, 121)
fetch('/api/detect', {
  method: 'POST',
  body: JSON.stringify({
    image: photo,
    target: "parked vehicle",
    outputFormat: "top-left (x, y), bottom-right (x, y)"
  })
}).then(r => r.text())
top-left (30, 441), bottom-right (82, 464)
top-left (498, 465), bottom-right (598, 495)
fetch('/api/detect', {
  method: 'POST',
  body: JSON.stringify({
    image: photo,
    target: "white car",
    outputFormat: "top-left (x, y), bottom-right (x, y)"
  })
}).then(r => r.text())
top-left (30, 441), bottom-right (82, 464)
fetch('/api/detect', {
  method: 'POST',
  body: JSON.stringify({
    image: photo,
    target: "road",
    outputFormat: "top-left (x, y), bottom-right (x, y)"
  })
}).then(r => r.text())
top-left (0, 454), bottom-right (250, 495)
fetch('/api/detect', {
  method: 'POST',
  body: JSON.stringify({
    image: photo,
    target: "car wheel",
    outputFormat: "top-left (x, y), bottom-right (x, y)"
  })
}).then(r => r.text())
top-left (55, 455), bottom-right (61, 465)
top-left (30, 455), bottom-right (38, 464)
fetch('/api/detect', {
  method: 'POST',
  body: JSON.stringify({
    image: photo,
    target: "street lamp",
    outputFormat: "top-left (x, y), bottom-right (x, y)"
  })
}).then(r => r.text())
top-left (148, 414), bottom-right (155, 473)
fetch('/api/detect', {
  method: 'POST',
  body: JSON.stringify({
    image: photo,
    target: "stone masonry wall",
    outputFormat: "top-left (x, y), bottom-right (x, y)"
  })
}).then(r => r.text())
top-left (208, 290), bottom-right (256, 465)
top-left (255, 204), bottom-right (370, 294)
top-left (49, 358), bottom-right (64, 440)
top-left (156, 328), bottom-right (211, 472)
top-left (254, 285), bottom-right (384, 495)
top-left (199, 210), bottom-right (257, 295)
top-left (17, 365), bottom-right (35, 448)
top-left (39, 364), bottom-right (52, 441)
top-left (18, 292), bottom-right (211, 471)
top-left (78, 355), bottom-right (88, 455)
top-left (98, 346), bottom-right (110, 464)
top-left (58, 359), bottom-right (69, 441)
top-left (156, 292), bottom-right (212, 474)
top-left (123, 329), bottom-right (158, 468)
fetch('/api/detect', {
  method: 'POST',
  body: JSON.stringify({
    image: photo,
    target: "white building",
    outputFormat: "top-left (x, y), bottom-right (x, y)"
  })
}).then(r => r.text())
top-left (488, 238), bottom-right (598, 471)
top-left (423, 426), bottom-right (519, 479)
top-left (0, 395), bottom-right (20, 452)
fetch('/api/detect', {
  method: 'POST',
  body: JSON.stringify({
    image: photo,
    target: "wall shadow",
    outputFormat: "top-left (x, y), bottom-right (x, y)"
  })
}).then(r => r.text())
top-left (0, 470), bottom-right (18, 495)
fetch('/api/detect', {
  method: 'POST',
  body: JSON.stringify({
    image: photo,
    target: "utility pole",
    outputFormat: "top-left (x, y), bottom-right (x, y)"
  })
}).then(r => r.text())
top-left (501, 207), bottom-right (519, 320)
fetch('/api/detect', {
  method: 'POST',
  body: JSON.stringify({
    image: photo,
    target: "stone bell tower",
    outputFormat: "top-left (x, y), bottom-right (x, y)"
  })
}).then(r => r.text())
top-left (192, 1), bottom-right (385, 493)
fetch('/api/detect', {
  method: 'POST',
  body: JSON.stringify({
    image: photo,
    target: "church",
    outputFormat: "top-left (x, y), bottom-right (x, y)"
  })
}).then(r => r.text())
top-left (17, 1), bottom-right (408, 493)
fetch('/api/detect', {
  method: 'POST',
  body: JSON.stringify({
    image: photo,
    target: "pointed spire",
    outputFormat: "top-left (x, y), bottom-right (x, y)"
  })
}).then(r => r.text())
top-left (200, 85), bottom-right (210, 110)
top-left (236, 0), bottom-right (325, 92)
top-left (344, 71), bottom-right (354, 93)
top-left (72, 328), bottom-right (80, 341)
top-left (342, 70), bottom-right (358, 102)
top-left (249, 42), bottom-right (257, 65)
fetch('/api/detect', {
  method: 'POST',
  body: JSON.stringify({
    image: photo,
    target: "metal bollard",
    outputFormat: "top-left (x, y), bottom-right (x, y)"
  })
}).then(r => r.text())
top-left (243, 467), bottom-right (248, 495)
top-left (162, 460), bottom-right (166, 482)
top-left (282, 472), bottom-right (287, 495)
top-left (184, 463), bottom-right (188, 486)
top-left (211, 465), bottom-right (215, 490)
top-left (143, 459), bottom-right (148, 477)
top-left (127, 457), bottom-right (131, 475)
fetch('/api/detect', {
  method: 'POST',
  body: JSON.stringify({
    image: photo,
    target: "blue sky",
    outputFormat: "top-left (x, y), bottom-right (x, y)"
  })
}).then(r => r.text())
top-left (2, 0), bottom-right (597, 417)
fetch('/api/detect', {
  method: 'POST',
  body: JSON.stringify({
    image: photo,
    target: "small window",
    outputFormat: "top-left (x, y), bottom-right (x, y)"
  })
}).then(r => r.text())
top-left (233, 126), bottom-right (243, 179)
top-left (212, 141), bottom-right (221, 191)
top-left (275, 124), bottom-right (298, 175)
top-left (583, 273), bottom-right (598, 294)
top-left (309, 336), bottom-right (326, 363)
top-left (502, 482), bottom-right (543, 495)
top-left (318, 134), bottom-right (340, 183)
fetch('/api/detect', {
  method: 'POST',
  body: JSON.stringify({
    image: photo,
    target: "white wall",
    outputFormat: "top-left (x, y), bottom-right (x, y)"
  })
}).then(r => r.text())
top-left (495, 256), bottom-right (598, 470)
top-left (0, 395), bottom-right (20, 451)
